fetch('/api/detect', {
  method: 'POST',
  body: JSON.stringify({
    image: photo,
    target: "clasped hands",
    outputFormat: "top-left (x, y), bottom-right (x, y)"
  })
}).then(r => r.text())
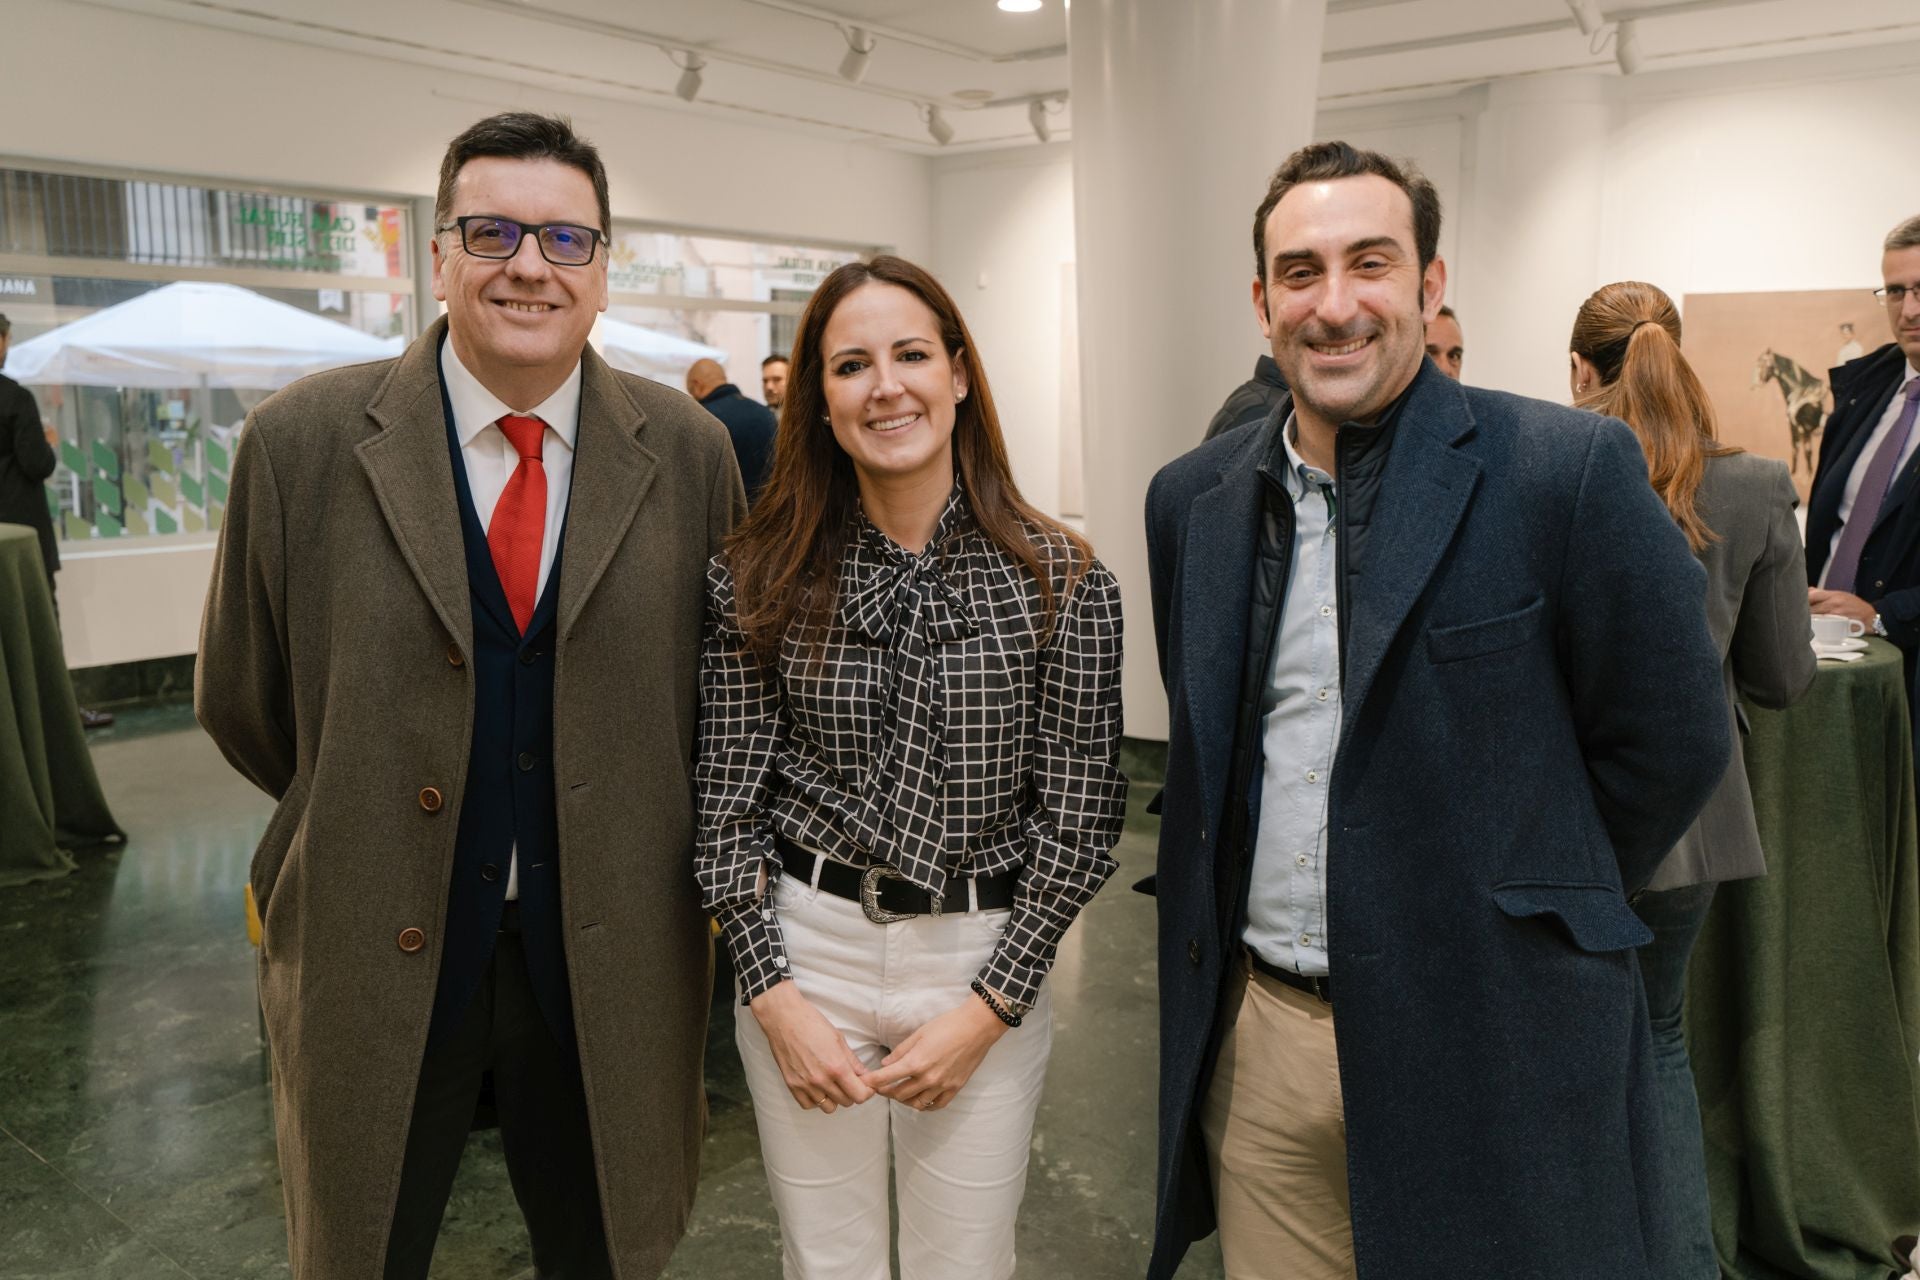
top-left (749, 979), bottom-right (1010, 1115)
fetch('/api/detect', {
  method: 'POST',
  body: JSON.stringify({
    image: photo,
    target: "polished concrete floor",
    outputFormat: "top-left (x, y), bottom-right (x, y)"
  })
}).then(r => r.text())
top-left (0, 703), bottom-right (1223, 1279)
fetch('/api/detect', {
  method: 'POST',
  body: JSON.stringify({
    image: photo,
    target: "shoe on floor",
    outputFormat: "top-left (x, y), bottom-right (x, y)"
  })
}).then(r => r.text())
top-left (80, 707), bottom-right (115, 730)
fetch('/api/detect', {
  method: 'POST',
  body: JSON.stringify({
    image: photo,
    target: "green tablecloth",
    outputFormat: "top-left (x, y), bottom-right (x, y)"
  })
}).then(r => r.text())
top-left (0, 522), bottom-right (121, 886)
top-left (1689, 638), bottom-right (1920, 1279)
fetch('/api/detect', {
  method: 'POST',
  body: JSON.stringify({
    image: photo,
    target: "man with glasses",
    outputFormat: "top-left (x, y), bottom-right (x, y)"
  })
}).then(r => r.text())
top-left (199, 112), bottom-right (744, 1280)
top-left (1806, 214), bottom-right (1920, 716)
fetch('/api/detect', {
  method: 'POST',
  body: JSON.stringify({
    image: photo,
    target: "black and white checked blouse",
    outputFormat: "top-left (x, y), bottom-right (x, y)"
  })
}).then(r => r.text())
top-left (695, 489), bottom-right (1127, 1009)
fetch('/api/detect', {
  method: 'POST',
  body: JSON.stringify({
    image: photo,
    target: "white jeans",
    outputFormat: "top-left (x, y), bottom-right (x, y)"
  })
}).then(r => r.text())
top-left (734, 869), bottom-right (1055, 1280)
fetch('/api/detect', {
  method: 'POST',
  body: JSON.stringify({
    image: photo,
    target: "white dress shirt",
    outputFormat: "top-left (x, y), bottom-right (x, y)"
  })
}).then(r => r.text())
top-left (1822, 360), bottom-right (1920, 588)
top-left (440, 334), bottom-right (583, 899)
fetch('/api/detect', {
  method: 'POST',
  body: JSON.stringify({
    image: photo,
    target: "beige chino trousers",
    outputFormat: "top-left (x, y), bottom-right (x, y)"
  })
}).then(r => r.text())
top-left (1200, 953), bottom-right (1357, 1280)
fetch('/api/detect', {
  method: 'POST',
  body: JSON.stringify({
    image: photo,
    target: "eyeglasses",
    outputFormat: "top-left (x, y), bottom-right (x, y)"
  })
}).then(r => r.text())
top-left (1874, 284), bottom-right (1918, 308)
top-left (438, 216), bottom-right (604, 267)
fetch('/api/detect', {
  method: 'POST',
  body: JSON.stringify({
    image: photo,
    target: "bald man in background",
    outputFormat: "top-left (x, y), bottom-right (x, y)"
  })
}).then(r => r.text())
top-left (686, 358), bottom-right (776, 504)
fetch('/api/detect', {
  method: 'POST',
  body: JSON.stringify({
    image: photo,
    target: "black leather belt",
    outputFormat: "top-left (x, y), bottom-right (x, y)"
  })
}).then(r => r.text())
top-left (1248, 946), bottom-right (1332, 1006)
top-left (776, 838), bottom-right (1015, 924)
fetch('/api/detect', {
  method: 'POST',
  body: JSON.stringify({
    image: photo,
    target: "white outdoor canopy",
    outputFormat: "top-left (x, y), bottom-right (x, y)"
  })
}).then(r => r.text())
top-left (593, 314), bottom-right (727, 385)
top-left (1, 280), bottom-right (402, 390)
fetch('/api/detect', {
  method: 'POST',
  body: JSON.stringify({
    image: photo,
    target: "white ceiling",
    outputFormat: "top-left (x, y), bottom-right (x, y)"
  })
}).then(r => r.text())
top-left (80, 0), bottom-right (1920, 152)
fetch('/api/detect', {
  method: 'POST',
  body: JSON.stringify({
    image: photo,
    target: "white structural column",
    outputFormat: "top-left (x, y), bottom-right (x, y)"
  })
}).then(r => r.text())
top-left (1456, 74), bottom-right (1613, 403)
top-left (1070, 0), bottom-right (1327, 741)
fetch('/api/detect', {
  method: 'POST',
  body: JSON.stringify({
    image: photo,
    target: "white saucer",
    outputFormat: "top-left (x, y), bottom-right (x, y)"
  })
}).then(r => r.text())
top-left (1812, 637), bottom-right (1869, 654)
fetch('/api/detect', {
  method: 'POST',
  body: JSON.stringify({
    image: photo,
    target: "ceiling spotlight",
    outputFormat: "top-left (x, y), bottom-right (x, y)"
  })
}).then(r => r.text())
top-left (839, 26), bottom-right (876, 82)
top-left (1564, 0), bottom-right (1603, 36)
top-left (923, 104), bottom-right (954, 146)
top-left (1027, 98), bottom-right (1053, 144)
top-left (673, 51), bottom-right (706, 102)
top-left (1614, 18), bottom-right (1643, 74)
top-left (997, 0), bottom-right (1042, 10)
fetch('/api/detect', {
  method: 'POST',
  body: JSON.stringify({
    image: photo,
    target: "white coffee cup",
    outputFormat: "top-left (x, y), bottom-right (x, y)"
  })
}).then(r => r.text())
top-left (1811, 614), bottom-right (1867, 646)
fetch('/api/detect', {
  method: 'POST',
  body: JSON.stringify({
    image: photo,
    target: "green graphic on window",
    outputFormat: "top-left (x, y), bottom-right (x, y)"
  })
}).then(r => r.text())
top-left (91, 440), bottom-right (119, 478)
top-left (154, 509), bottom-right (178, 535)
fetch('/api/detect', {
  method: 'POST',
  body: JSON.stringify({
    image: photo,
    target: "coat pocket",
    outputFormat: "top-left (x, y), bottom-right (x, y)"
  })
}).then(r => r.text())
top-left (1426, 594), bottom-right (1545, 664)
top-left (1492, 880), bottom-right (1652, 952)
top-left (249, 773), bottom-right (310, 924)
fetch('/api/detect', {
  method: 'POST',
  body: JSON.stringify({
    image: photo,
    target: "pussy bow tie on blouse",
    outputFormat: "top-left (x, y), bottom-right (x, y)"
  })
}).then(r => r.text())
top-left (838, 500), bottom-right (978, 897)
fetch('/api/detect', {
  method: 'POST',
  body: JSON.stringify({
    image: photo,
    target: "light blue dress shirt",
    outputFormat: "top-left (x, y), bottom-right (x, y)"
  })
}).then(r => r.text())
top-left (1243, 414), bottom-right (1342, 978)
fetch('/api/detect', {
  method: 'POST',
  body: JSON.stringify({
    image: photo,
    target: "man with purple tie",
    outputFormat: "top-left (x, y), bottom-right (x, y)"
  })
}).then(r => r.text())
top-left (1806, 215), bottom-right (1920, 709)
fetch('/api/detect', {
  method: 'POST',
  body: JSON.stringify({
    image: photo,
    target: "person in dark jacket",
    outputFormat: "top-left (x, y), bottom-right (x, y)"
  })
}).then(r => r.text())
top-left (1144, 141), bottom-right (1728, 1280)
top-left (0, 314), bottom-right (111, 729)
top-left (1202, 354), bottom-right (1287, 441)
top-left (0, 314), bottom-right (58, 583)
top-left (687, 357), bottom-right (777, 503)
top-left (1805, 214), bottom-right (1920, 716)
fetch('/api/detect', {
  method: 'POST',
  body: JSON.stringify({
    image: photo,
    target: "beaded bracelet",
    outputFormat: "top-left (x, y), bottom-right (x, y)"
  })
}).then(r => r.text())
top-left (970, 978), bottom-right (1023, 1028)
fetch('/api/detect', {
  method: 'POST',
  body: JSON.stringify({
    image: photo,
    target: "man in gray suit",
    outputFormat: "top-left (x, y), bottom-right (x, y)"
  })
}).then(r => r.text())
top-left (199, 113), bottom-right (742, 1280)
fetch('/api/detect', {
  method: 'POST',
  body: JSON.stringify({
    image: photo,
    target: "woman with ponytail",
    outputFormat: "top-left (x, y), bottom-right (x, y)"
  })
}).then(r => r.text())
top-left (1569, 281), bottom-right (1816, 1277)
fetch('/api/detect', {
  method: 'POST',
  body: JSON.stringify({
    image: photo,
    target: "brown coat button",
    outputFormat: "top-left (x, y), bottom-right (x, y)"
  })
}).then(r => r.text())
top-left (397, 927), bottom-right (426, 953)
top-left (446, 643), bottom-right (464, 667)
top-left (418, 787), bottom-right (443, 813)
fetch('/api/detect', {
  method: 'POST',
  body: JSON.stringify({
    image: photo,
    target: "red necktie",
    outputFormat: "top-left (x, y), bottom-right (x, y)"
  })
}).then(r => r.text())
top-left (487, 414), bottom-right (547, 634)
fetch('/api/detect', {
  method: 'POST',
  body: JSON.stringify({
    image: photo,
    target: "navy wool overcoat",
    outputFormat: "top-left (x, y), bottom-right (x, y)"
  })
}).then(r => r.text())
top-left (1143, 364), bottom-right (1731, 1279)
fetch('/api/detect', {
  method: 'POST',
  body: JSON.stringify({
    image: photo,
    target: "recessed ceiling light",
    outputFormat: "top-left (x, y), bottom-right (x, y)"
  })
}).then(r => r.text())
top-left (998, 0), bottom-right (1042, 12)
top-left (954, 88), bottom-right (994, 102)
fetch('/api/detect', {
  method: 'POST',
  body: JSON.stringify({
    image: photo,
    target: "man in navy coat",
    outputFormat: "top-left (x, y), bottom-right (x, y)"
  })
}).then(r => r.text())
top-left (1805, 215), bottom-right (1920, 712)
top-left (1143, 141), bottom-right (1729, 1279)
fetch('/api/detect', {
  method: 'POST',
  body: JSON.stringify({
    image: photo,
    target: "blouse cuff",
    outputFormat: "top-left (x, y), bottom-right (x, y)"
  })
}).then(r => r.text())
top-left (716, 892), bottom-right (792, 1005)
top-left (975, 914), bottom-right (1063, 1013)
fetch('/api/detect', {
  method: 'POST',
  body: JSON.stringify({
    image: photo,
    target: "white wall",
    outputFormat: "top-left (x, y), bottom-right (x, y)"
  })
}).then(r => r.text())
top-left (931, 144), bottom-right (1078, 518)
top-left (5, 0), bottom-right (932, 669)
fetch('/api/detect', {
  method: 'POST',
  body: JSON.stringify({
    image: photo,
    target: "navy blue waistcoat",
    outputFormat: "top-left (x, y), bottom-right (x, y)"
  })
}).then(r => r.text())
top-left (427, 362), bottom-right (574, 1051)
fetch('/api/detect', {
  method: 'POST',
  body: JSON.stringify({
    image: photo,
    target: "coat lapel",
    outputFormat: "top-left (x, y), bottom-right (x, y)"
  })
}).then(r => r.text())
top-left (1339, 371), bottom-right (1482, 739)
top-left (1180, 427), bottom-right (1269, 831)
top-left (558, 347), bottom-right (658, 637)
top-left (358, 318), bottom-right (473, 656)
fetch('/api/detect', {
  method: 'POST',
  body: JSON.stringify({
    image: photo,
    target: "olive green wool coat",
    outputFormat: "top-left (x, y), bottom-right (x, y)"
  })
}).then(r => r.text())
top-left (197, 318), bottom-right (744, 1279)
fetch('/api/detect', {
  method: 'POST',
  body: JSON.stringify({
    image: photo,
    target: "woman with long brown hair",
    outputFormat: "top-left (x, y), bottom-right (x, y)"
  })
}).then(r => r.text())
top-left (694, 255), bottom-right (1126, 1278)
top-left (1570, 280), bottom-right (1814, 1278)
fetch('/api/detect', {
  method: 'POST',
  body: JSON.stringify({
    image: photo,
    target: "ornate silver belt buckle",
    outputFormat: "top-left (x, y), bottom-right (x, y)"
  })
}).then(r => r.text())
top-left (860, 863), bottom-right (933, 924)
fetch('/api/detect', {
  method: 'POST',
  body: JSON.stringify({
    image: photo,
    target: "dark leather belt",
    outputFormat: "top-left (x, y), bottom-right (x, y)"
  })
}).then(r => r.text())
top-left (1248, 946), bottom-right (1332, 1006)
top-left (776, 837), bottom-right (1015, 924)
